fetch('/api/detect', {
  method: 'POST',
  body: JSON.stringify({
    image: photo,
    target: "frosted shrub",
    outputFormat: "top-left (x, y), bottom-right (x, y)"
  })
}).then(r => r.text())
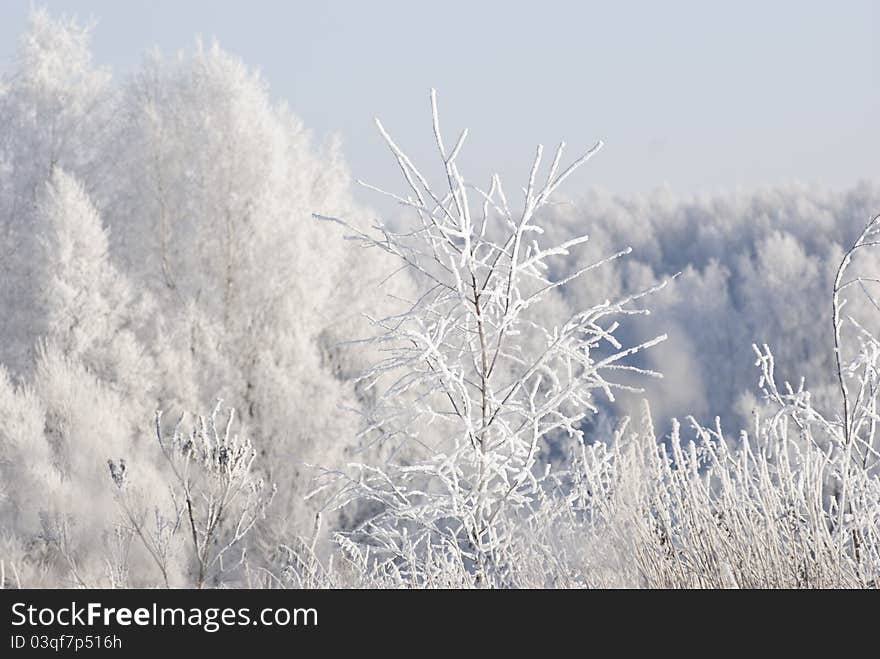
top-left (110, 403), bottom-right (276, 588)
top-left (556, 394), bottom-right (879, 588)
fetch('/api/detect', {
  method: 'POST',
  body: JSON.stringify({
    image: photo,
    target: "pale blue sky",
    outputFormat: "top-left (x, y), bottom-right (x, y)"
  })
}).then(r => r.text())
top-left (1, 1), bottom-right (878, 205)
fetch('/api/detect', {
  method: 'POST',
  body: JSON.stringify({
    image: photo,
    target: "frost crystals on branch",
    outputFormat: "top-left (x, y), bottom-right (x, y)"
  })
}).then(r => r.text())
top-left (313, 90), bottom-right (670, 581)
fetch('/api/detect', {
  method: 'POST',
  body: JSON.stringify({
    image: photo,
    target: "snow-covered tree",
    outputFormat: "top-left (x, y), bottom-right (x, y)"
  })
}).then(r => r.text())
top-left (104, 40), bottom-right (411, 538)
top-left (0, 10), bottom-right (113, 373)
top-left (34, 168), bottom-right (155, 403)
top-left (313, 91), bottom-right (669, 582)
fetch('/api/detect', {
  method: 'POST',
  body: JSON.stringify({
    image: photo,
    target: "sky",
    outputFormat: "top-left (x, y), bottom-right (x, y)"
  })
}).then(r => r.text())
top-left (1, 1), bottom-right (878, 208)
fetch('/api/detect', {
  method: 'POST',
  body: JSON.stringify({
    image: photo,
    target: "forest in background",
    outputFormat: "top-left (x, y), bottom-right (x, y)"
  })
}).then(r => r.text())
top-left (1, 11), bottom-right (879, 588)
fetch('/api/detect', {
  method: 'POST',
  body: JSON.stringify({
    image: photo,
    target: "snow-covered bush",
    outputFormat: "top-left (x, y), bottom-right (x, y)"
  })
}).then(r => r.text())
top-left (109, 404), bottom-right (275, 588)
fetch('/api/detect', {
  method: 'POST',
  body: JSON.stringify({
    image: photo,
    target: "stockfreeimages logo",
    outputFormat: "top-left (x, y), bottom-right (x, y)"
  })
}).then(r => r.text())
top-left (10, 601), bottom-right (317, 633)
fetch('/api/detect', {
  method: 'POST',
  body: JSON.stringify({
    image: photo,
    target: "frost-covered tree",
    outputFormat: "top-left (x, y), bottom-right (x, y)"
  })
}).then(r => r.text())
top-left (0, 10), bottom-right (393, 582)
top-left (104, 40), bottom-right (410, 537)
top-left (34, 168), bottom-right (155, 404)
top-left (313, 91), bottom-right (669, 582)
top-left (0, 10), bottom-right (113, 373)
